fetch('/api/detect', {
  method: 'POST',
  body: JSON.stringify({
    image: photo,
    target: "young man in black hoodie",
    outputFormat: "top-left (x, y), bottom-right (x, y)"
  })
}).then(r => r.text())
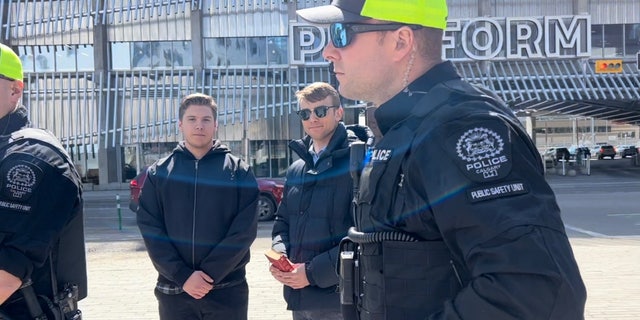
top-left (270, 82), bottom-right (372, 320)
top-left (137, 93), bottom-right (259, 320)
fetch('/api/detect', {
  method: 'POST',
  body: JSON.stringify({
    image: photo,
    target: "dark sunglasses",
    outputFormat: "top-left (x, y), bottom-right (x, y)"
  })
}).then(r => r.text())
top-left (329, 22), bottom-right (422, 49)
top-left (296, 105), bottom-right (339, 121)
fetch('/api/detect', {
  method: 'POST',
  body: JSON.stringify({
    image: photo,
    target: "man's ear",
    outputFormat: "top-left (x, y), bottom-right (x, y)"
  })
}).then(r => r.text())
top-left (393, 27), bottom-right (415, 60)
top-left (11, 85), bottom-right (22, 97)
top-left (9, 85), bottom-right (23, 104)
top-left (336, 106), bottom-right (344, 120)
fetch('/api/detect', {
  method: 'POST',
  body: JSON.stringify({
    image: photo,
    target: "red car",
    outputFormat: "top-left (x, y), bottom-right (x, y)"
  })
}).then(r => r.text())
top-left (129, 169), bottom-right (284, 221)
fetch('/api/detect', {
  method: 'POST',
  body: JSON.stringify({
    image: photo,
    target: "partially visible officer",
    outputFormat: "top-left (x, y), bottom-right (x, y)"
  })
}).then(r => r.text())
top-left (0, 43), bottom-right (86, 319)
top-left (270, 82), bottom-right (373, 320)
top-left (137, 93), bottom-right (259, 320)
top-left (298, 1), bottom-right (586, 319)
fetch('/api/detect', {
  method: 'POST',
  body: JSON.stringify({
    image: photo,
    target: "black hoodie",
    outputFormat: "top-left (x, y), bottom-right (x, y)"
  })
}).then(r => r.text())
top-left (137, 140), bottom-right (259, 289)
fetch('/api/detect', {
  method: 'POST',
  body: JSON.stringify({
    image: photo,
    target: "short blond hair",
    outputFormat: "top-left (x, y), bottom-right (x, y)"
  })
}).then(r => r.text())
top-left (295, 82), bottom-right (341, 106)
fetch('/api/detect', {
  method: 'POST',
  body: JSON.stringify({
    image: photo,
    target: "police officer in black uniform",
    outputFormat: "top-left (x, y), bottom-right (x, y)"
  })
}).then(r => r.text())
top-left (298, 1), bottom-right (587, 319)
top-left (0, 43), bottom-right (86, 319)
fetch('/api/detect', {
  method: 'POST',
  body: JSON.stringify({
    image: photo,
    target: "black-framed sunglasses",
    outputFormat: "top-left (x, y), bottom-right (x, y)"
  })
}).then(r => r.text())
top-left (296, 105), bottom-right (339, 121)
top-left (329, 22), bottom-right (422, 49)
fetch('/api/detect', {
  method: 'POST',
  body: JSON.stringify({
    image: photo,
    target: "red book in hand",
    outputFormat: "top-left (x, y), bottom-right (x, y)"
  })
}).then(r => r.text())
top-left (265, 248), bottom-right (294, 272)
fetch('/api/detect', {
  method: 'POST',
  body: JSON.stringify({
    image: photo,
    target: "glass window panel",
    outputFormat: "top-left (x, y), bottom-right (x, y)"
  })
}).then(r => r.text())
top-left (77, 45), bottom-right (95, 71)
top-left (247, 37), bottom-right (267, 65)
top-left (111, 43), bottom-right (131, 70)
top-left (225, 141), bottom-right (242, 158)
top-left (205, 38), bottom-right (228, 67)
top-left (250, 140), bottom-right (269, 177)
top-left (132, 42), bottom-right (152, 69)
top-left (270, 140), bottom-right (289, 177)
top-left (267, 36), bottom-right (288, 65)
top-left (34, 46), bottom-right (54, 72)
top-left (227, 38), bottom-right (247, 65)
top-left (172, 41), bottom-right (192, 68)
top-left (591, 25), bottom-right (604, 58)
top-left (56, 45), bottom-right (76, 71)
top-left (624, 23), bottom-right (640, 57)
top-left (151, 42), bottom-right (173, 69)
top-left (250, 140), bottom-right (289, 178)
top-left (18, 46), bottom-right (35, 73)
top-left (603, 24), bottom-right (623, 57)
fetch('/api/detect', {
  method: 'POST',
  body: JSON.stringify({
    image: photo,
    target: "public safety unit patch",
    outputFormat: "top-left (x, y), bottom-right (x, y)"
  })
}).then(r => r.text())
top-left (467, 180), bottom-right (529, 203)
top-left (0, 159), bottom-right (43, 213)
top-left (449, 122), bottom-right (513, 182)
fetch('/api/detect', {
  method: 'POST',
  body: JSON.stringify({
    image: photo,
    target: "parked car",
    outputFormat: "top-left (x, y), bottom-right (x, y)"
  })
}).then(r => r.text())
top-left (591, 143), bottom-right (610, 158)
top-left (617, 145), bottom-right (637, 158)
top-left (597, 145), bottom-right (617, 159)
top-left (620, 145), bottom-right (639, 158)
top-left (129, 169), bottom-right (284, 221)
top-left (542, 148), bottom-right (557, 168)
top-left (255, 177), bottom-right (285, 221)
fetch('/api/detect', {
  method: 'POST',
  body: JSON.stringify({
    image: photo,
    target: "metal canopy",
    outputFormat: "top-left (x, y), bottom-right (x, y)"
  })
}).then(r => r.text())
top-left (456, 59), bottom-right (640, 125)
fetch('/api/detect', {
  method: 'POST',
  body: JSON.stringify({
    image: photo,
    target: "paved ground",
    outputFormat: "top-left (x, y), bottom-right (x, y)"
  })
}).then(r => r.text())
top-left (77, 226), bottom-right (640, 319)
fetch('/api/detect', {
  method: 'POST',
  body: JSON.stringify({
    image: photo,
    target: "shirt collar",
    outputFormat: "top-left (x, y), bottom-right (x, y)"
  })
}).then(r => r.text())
top-left (309, 143), bottom-right (326, 165)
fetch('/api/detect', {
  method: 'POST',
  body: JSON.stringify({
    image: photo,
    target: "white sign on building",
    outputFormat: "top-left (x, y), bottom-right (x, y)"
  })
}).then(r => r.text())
top-left (290, 15), bottom-right (591, 65)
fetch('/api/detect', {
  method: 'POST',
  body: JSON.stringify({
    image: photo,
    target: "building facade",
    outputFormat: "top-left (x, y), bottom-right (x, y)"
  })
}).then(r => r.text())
top-left (1, 0), bottom-right (638, 185)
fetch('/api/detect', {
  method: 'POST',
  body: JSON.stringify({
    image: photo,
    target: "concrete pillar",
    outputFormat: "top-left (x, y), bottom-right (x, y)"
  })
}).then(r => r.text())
top-left (94, 0), bottom-right (120, 185)
top-left (478, 0), bottom-right (493, 17)
top-left (478, 0), bottom-right (493, 77)
top-left (525, 116), bottom-right (537, 144)
top-left (573, 0), bottom-right (589, 15)
top-left (191, 9), bottom-right (204, 82)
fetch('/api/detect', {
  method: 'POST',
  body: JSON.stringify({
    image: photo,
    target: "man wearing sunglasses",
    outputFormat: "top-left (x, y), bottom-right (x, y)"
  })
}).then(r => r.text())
top-left (0, 43), bottom-right (86, 319)
top-left (270, 82), bottom-right (373, 320)
top-left (298, 1), bottom-right (586, 319)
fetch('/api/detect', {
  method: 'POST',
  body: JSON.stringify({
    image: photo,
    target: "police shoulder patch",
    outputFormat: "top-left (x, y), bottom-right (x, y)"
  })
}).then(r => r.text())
top-left (447, 121), bottom-right (512, 182)
top-left (0, 158), bottom-right (44, 212)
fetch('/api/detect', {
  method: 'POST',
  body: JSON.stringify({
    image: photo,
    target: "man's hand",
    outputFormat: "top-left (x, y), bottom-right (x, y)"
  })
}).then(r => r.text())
top-left (182, 270), bottom-right (214, 299)
top-left (0, 270), bottom-right (22, 305)
top-left (269, 263), bottom-right (310, 289)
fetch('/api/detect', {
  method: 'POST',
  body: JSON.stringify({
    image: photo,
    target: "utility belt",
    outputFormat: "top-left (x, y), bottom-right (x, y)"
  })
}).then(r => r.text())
top-left (338, 227), bottom-right (465, 320)
top-left (0, 279), bottom-right (81, 320)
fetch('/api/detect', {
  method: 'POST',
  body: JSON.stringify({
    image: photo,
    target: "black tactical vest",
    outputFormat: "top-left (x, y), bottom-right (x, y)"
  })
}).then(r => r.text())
top-left (353, 80), bottom-right (521, 319)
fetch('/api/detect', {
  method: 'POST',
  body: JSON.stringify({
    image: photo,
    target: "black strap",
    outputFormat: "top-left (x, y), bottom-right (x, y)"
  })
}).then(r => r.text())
top-left (19, 280), bottom-right (47, 320)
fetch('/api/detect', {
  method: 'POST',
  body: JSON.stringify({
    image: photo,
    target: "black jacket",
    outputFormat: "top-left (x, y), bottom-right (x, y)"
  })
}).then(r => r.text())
top-left (354, 61), bottom-right (586, 319)
top-left (137, 141), bottom-right (259, 289)
top-left (0, 106), bottom-right (86, 305)
top-left (271, 123), bottom-right (371, 311)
